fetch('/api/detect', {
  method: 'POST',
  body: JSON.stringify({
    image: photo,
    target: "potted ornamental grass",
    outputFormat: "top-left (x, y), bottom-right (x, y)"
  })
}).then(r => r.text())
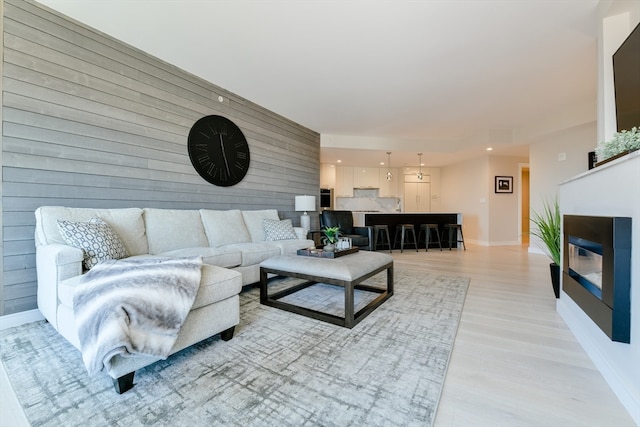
top-left (530, 197), bottom-right (561, 298)
top-left (595, 127), bottom-right (640, 165)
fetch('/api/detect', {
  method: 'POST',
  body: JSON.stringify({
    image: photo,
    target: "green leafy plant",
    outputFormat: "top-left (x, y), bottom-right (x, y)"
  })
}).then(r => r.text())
top-left (595, 127), bottom-right (640, 162)
top-left (530, 197), bottom-right (561, 265)
top-left (322, 226), bottom-right (341, 245)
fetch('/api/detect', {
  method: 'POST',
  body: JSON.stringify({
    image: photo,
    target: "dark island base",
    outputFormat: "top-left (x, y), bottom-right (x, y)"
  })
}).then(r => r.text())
top-left (365, 213), bottom-right (461, 249)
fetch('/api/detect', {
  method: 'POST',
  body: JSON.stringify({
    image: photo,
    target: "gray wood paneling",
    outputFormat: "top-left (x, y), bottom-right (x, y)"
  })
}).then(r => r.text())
top-left (1, 0), bottom-right (320, 315)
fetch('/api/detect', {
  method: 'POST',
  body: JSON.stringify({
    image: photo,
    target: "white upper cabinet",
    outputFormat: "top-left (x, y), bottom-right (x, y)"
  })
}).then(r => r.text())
top-left (378, 168), bottom-right (398, 197)
top-left (335, 166), bottom-right (354, 197)
top-left (320, 164), bottom-right (336, 189)
top-left (353, 167), bottom-right (380, 189)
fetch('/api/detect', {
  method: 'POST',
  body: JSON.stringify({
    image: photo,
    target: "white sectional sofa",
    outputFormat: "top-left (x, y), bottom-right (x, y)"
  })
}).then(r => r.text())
top-left (34, 206), bottom-right (314, 392)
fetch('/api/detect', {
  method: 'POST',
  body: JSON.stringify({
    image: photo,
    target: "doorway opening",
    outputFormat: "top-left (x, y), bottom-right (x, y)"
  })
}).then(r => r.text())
top-left (519, 164), bottom-right (530, 246)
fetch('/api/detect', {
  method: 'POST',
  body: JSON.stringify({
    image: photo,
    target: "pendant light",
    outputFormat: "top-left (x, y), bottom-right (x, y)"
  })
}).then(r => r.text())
top-left (417, 153), bottom-right (423, 180)
top-left (386, 152), bottom-right (392, 181)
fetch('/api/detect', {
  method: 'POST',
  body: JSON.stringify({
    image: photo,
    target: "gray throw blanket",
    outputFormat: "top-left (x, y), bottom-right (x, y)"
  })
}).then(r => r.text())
top-left (74, 257), bottom-right (202, 376)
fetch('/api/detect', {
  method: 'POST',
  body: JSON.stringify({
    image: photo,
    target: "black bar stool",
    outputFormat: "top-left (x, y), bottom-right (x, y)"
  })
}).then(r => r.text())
top-left (418, 224), bottom-right (442, 251)
top-left (393, 224), bottom-right (418, 253)
top-left (443, 223), bottom-right (466, 250)
top-left (373, 224), bottom-right (392, 252)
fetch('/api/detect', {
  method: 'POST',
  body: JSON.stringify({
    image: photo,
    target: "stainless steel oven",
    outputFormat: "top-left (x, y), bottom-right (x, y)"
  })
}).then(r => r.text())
top-left (320, 188), bottom-right (333, 210)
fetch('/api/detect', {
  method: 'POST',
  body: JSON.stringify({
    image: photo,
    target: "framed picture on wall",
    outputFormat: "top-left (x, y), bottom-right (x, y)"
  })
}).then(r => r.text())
top-left (495, 176), bottom-right (513, 193)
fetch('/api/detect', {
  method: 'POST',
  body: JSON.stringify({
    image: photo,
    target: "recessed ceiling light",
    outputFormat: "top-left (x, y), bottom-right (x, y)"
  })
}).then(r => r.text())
top-left (380, 162), bottom-right (385, 165)
top-left (486, 147), bottom-right (493, 151)
top-left (337, 159), bottom-right (342, 163)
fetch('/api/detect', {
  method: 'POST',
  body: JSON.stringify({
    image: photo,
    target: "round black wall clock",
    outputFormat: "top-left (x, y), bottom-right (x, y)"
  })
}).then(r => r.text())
top-left (187, 115), bottom-right (250, 187)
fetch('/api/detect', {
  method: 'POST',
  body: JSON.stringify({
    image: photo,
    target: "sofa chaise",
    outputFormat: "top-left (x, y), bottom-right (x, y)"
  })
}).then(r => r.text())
top-left (34, 206), bottom-right (314, 393)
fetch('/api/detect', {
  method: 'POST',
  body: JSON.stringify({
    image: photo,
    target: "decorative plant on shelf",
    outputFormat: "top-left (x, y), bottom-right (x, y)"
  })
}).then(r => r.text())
top-left (595, 127), bottom-right (640, 164)
top-left (530, 197), bottom-right (561, 298)
top-left (321, 226), bottom-right (341, 252)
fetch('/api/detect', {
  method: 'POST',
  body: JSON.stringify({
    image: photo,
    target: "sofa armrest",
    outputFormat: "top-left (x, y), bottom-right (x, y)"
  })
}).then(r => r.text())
top-left (36, 244), bottom-right (84, 328)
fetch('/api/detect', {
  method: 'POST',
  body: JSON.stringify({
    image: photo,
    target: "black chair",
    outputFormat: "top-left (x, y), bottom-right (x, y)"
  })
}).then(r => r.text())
top-left (319, 210), bottom-right (373, 251)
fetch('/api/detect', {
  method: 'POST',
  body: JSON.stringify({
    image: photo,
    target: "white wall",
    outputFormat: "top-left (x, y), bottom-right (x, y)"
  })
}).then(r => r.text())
top-left (441, 155), bottom-right (489, 244)
top-left (488, 155), bottom-right (528, 245)
top-left (528, 121), bottom-right (598, 254)
top-left (440, 154), bottom-right (528, 246)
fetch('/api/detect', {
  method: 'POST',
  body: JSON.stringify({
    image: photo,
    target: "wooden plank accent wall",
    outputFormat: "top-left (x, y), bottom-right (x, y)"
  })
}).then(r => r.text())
top-left (1, 0), bottom-right (320, 315)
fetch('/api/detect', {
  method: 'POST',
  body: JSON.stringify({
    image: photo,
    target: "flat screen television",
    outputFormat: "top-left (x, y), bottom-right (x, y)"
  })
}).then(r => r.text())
top-left (613, 22), bottom-right (640, 132)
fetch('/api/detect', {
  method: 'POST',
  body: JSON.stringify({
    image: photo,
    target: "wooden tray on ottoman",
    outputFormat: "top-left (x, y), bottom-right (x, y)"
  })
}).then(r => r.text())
top-left (296, 247), bottom-right (359, 258)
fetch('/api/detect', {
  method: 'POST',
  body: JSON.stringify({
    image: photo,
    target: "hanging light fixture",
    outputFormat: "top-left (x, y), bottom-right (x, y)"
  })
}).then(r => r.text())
top-left (417, 153), bottom-right (423, 180)
top-left (386, 152), bottom-right (393, 181)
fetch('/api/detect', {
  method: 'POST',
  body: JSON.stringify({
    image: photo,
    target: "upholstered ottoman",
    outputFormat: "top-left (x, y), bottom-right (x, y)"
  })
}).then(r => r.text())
top-left (260, 251), bottom-right (393, 328)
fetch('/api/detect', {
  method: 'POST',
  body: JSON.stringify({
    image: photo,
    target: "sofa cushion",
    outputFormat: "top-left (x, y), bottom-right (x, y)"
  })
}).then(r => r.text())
top-left (35, 207), bottom-right (148, 256)
top-left (263, 218), bottom-right (297, 241)
top-left (57, 217), bottom-right (129, 270)
top-left (59, 263), bottom-right (242, 312)
top-left (144, 209), bottom-right (208, 254)
top-left (224, 242), bottom-right (281, 266)
top-left (241, 209), bottom-right (280, 242)
top-left (157, 247), bottom-right (241, 269)
top-left (195, 265), bottom-right (243, 310)
top-left (200, 209), bottom-right (251, 247)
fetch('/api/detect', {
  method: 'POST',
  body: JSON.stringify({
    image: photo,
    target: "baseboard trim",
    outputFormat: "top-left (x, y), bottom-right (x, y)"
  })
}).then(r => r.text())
top-left (0, 310), bottom-right (44, 330)
top-left (557, 295), bottom-right (640, 426)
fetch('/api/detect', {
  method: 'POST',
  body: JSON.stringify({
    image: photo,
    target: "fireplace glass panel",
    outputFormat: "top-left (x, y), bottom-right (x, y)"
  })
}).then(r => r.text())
top-left (568, 236), bottom-right (603, 298)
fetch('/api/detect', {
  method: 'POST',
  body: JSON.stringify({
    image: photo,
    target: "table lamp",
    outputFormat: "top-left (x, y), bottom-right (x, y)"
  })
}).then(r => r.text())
top-left (295, 195), bottom-right (316, 231)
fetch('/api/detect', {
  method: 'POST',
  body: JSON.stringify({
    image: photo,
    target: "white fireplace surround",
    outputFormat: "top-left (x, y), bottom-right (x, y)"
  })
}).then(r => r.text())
top-left (558, 151), bottom-right (640, 425)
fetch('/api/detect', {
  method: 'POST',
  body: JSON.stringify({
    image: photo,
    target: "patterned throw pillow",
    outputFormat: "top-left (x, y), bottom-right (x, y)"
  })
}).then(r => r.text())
top-left (57, 217), bottom-right (129, 270)
top-left (263, 218), bottom-right (297, 241)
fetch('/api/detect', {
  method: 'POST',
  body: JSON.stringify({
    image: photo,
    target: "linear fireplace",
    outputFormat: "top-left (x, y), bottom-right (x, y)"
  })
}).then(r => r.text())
top-left (563, 215), bottom-right (632, 343)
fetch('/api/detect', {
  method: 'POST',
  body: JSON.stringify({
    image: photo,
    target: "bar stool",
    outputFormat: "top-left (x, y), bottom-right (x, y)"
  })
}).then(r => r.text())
top-left (443, 224), bottom-right (466, 250)
top-left (393, 224), bottom-right (418, 253)
top-left (373, 224), bottom-right (392, 252)
top-left (418, 224), bottom-right (442, 251)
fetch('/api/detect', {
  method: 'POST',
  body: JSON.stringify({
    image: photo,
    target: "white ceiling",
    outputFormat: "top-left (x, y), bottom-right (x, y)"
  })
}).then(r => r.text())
top-left (36, 0), bottom-right (601, 167)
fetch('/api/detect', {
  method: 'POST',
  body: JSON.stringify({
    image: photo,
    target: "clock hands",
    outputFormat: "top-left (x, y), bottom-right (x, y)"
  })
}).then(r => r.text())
top-left (219, 133), bottom-right (232, 177)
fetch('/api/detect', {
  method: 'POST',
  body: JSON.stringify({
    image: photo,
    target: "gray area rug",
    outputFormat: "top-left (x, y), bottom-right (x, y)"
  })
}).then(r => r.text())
top-left (0, 269), bottom-right (469, 427)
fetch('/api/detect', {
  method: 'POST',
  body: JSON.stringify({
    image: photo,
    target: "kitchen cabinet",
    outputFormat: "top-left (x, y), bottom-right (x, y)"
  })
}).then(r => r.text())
top-left (404, 182), bottom-right (431, 212)
top-left (378, 168), bottom-right (398, 197)
top-left (320, 164), bottom-right (336, 189)
top-left (335, 166), bottom-right (354, 197)
top-left (353, 167), bottom-right (380, 189)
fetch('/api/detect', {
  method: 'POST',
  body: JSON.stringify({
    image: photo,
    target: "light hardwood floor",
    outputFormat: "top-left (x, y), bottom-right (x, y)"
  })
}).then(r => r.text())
top-left (1, 245), bottom-right (636, 426)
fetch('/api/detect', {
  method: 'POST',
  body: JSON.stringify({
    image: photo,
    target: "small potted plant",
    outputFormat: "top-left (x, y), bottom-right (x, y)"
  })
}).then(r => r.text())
top-left (595, 127), bottom-right (640, 165)
top-left (321, 226), bottom-right (341, 252)
top-left (530, 197), bottom-right (561, 298)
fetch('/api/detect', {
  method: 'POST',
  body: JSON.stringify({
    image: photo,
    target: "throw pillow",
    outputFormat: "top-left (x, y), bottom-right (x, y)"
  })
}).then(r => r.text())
top-left (57, 217), bottom-right (129, 270)
top-left (263, 218), bottom-right (297, 241)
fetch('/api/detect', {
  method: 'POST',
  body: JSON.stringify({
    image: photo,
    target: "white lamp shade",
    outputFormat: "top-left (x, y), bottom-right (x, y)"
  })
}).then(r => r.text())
top-left (295, 195), bottom-right (316, 212)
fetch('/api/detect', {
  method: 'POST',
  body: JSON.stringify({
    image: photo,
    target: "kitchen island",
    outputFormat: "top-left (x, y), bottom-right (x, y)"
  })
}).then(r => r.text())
top-left (357, 212), bottom-right (462, 249)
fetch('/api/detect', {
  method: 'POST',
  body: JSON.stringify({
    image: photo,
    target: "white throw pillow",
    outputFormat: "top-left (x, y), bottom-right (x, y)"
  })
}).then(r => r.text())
top-left (57, 217), bottom-right (129, 270)
top-left (242, 209), bottom-right (280, 242)
top-left (263, 218), bottom-right (297, 241)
